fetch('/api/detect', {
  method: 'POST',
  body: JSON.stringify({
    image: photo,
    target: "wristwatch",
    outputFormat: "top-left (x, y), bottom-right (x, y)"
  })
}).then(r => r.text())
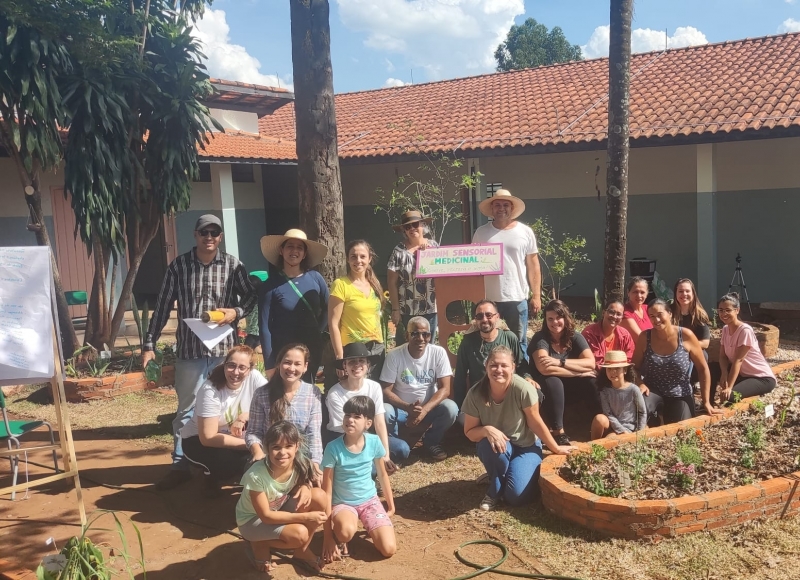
top-left (559, 358), bottom-right (566, 368)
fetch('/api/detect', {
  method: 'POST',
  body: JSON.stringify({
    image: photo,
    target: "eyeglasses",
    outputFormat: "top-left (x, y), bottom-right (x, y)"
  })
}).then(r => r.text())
top-left (606, 310), bottom-right (624, 318)
top-left (410, 331), bottom-right (431, 339)
top-left (403, 222), bottom-right (421, 231)
top-left (225, 362), bottom-right (251, 373)
top-left (718, 308), bottom-right (736, 313)
top-left (199, 229), bottom-right (222, 238)
top-left (475, 312), bottom-right (497, 320)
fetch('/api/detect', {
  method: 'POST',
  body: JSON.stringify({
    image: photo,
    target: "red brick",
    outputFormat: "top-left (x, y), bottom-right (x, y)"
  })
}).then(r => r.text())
top-left (560, 511), bottom-right (588, 527)
top-left (728, 501), bottom-right (755, 515)
top-left (664, 514), bottom-right (698, 525)
top-left (589, 518), bottom-right (637, 539)
top-left (738, 511), bottom-right (763, 524)
top-left (590, 498), bottom-right (635, 513)
top-left (764, 506), bottom-right (782, 517)
top-left (671, 495), bottom-right (708, 513)
top-left (764, 494), bottom-right (785, 506)
top-left (539, 476), bottom-right (561, 497)
top-left (674, 522), bottom-right (706, 534)
top-left (706, 516), bottom-right (738, 531)
top-left (638, 526), bottom-right (674, 538)
top-left (619, 514), bottom-right (663, 526)
top-left (705, 490), bottom-right (737, 508)
top-left (635, 500), bottom-right (670, 515)
top-left (563, 488), bottom-right (598, 509)
top-left (661, 424), bottom-right (685, 436)
top-left (758, 478), bottom-right (791, 495)
top-left (698, 508), bottom-right (728, 521)
top-left (734, 486), bottom-right (763, 502)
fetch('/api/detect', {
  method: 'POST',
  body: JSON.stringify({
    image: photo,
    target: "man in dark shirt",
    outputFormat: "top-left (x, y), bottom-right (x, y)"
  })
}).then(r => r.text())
top-left (453, 300), bottom-right (533, 407)
top-left (142, 214), bottom-right (256, 490)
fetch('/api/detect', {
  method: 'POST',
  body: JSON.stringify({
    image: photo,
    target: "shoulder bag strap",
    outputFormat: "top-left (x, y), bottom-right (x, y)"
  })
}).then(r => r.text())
top-left (281, 272), bottom-right (320, 327)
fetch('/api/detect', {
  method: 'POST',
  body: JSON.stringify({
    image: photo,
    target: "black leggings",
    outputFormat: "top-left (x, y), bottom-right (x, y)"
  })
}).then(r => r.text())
top-left (537, 375), bottom-right (599, 431)
top-left (644, 391), bottom-right (695, 424)
top-left (728, 375), bottom-right (776, 401)
top-left (182, 436), bottom-right (250, 481)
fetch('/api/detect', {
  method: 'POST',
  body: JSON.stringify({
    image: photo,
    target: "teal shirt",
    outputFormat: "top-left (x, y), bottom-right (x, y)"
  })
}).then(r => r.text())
top-left (321, 433), bottom-right (385, 506)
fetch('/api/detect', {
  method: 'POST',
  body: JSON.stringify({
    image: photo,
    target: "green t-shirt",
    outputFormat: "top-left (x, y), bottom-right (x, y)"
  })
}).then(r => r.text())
top-left (235, 459), bottom-right (298, 527)
top-left (461, 374), bottom-right (539, 448)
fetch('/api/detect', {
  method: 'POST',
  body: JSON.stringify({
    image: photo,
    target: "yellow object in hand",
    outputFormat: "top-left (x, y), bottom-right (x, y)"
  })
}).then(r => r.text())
top-left (201, 310), bottom-right (225, 323)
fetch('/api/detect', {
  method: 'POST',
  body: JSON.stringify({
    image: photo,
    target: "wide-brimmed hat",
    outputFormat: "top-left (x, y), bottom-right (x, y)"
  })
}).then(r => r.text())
top-left (478, 189), bottom-right (526, 220)
top-left (392, 209), bottom-right (433, 232)
top-left (600, 350), bottom-right (631, 368)
top-left (260, 229), bottom-right (328, 268)
top-left (335, 342), bottom-right (381, 370)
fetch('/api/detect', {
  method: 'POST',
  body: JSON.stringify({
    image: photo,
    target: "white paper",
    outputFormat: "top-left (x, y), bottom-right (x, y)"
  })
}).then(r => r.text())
top-left (183, 318), bottom-right (234, 350)
top-left (0, 247), bottom-right (55, 382)
top-left (765, 404), bottom-right (775, 418)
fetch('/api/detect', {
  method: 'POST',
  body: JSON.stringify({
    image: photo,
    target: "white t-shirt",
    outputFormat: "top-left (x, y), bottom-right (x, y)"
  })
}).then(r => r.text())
top-left (325, 379), bottom-right (386, 433)
top-left (380, 344), bottom-right (453, 405)
top-left (472, 221), bottom-right (538, 302)
top-left (180, 371), bottom-right (267, 439)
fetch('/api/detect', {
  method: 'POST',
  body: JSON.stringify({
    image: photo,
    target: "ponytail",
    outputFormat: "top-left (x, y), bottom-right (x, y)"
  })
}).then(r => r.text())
top-left (346, 239), bottom-right (385, 307)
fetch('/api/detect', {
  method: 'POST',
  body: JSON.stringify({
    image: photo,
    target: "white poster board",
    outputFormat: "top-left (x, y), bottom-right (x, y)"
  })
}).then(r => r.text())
top-left (0, 246), bottom-right (55, 383)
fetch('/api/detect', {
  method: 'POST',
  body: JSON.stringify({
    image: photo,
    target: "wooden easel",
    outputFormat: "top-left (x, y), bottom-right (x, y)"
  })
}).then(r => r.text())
top-left (0, 255), bottom-right (86, 525)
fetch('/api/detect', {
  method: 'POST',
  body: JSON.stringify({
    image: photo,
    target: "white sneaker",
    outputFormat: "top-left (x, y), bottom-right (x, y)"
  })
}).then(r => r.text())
top-left (479, 495), bottom-right (498, 511)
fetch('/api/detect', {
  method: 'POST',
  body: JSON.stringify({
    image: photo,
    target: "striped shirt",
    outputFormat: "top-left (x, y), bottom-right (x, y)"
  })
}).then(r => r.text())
top-left (144, 248), bottom-right (257, 359)
top-left (245, 382), bottom-right (323, 464)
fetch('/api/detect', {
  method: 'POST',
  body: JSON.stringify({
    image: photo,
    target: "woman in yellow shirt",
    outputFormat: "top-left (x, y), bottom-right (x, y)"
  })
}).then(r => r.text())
top-left (328, 240), bottom-right (385, 382)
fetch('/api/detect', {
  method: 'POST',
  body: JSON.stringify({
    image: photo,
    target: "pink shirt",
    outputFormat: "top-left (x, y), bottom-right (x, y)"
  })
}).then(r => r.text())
top-left (581, 322), bottom-right (635, 369)
top-left (721, 324), bottom-right (774, 378)
top-left (624, 303), bottom-right (653, 332)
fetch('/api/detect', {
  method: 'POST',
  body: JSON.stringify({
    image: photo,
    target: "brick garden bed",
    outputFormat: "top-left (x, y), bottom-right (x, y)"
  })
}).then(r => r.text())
top-left (64, 365), bottom-right (175, 402)
top-left (540, 397), bottom-right (800, 540)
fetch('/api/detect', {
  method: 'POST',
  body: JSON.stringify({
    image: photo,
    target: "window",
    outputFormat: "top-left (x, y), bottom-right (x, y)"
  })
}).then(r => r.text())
top-left (193, 163), bottom-right (255, 183)
top-left (196, 164), bottom-right (211, 182)
top-left (486, 183), bottom-right (502, 197)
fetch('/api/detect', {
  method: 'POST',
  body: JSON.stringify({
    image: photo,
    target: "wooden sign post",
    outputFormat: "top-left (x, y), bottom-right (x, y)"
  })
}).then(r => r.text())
top-left (417, 243), bottom-right (503, 367)
top-left (0, 247), bottom-right (86, 525)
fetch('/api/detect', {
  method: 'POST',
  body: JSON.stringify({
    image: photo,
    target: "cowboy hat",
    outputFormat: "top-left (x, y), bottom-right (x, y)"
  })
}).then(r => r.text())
top-left (392, 209), bottom-right (433, 232)
top-left (600, 350), bottom-right (631, 368)
top-left (260, 229), bottom-right (328, 268)
top-left (478, 189), bottom-right (526, 220)
top-left (335, 342), bottom-right (381, 370)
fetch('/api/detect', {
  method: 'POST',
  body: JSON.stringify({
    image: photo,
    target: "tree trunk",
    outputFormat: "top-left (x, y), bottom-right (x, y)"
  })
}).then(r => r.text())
top-left (84, 234), bottom-right (111, 349)
top-left (290, 0), bottom-right (346, 285)
top-left (602, 0), bottom-right (633, 304)
top-left (24, 174), bottom-right (80, 357)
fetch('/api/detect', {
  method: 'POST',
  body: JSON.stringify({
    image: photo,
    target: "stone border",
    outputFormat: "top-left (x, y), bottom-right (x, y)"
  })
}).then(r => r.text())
top-left (540, 396), bottom-right (800, 540)
top-left (64, 365), bottom-right (175, 402)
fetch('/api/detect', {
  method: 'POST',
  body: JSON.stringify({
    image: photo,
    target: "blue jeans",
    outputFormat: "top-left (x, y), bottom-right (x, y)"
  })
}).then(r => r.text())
top-left (496, 300), bottom-right (529, 358)
top-left (476, 438), bottom-right (542, 506)
top-left (384, 399), bottom-right (459, 461)
top-left (172, 356), bottom-right (224, 470)
top-left (394, 313), bottom-right (438, 346)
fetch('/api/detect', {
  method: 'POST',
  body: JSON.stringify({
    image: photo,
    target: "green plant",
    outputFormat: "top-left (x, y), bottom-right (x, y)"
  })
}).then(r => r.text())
top-left (65, 346), bottom-right (111, 379)
top-left (740, 446), bottom-right (756, 469)
top-left (731, 391), bottom-right (743, 404)
top-left (584, 473), bottom-right (622, 497)
top-left (614, 437), bottom-right (659, 485)
top-left (777, 382), bottom-right (795, 431)
top-left (666, 462), bottom-right (696, 491)
top-left (447, 331), bottom-right (465, 356)
top-left (130, 295), bottom-right (149, 352)
top-left (37, 510), bottom-right (145, 580)
top-left (745, 422), bottom-right (766, 451)
top-left (529, 217), bottom-right (590, 301)
top-left (254, 359), bottom-right (266, 375)
top-left (675, 439), bottom-right (703, 469)
top-left (590, 443), bottom-right (608, 463)
top-left (750, 400), bottom-right (767, 414)
top-left (591, 288), bottom-right (603, 322)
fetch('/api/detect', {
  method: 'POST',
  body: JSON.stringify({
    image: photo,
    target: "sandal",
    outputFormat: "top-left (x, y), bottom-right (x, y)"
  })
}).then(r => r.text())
top-left (338, 543), bottom-right (350, 558)
top-left (244, 542), bottom-right (274, 574)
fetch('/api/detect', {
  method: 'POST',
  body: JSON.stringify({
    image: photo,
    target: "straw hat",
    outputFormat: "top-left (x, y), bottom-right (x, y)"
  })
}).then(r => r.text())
top-left (260, 229), bottom-right (328, 268)
top-left (478, 189), bottom-right (526, 220)
top-left (600, 350), bottom-right (631, 368)
top-left (392, 209), bottom-right (433, 232)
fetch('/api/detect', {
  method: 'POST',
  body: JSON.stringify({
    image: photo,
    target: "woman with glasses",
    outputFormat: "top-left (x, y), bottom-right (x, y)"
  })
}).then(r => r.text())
top-left (717, 292), bottom-right (776, 403)
top-left (582, 299), bottom-right (635, 369)
top-left (387, 210), bottom-right (439, 345)
top-left (246, 344), bottom-right (324, 485)
top-left (528, 300), bottom-right (598, 446)
top-left (180, 345), bottom-right (267, 497)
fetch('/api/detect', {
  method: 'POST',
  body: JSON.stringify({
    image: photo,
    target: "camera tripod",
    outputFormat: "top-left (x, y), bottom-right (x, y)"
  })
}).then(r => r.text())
top-left (728, 253), bottom-right (753, 317)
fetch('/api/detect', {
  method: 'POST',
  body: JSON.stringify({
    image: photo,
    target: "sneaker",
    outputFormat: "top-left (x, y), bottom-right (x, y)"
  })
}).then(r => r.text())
top-left (155, 469), bottom-right (192, 491)
top-left (426, 444), bottom-right (447, 462)
top-left (201, 474), bottom-right (222, 498)
top-left (555, 432), bottom-right (572, 447)
top-left (479, 495), bottom-right (498, 511)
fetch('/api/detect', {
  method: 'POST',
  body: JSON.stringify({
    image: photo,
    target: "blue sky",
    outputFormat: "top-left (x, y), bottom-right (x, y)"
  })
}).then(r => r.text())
top-left (194, 0), bottom-right (800, 94)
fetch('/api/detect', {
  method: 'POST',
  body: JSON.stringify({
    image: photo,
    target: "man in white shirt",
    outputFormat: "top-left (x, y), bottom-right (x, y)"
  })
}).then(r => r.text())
top-left (380, 317), bottom-right (458, 462)
top-left (472, 189), bottom-right (541, 355)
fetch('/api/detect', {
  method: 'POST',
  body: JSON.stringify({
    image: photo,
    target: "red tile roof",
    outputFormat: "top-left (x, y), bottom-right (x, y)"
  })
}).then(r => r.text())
top-left (198, 131), bottom-right (295, 162)
top-left (205, 79), bottom-right (293, 117)
top-left (258, 32), bottom-right (800, 160)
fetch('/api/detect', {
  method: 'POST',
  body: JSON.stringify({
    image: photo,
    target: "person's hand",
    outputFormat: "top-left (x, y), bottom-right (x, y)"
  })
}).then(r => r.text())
top-left (141, 350), bottom-right (155, 367)
top-left (322, 536), bottom-right (341, 565)
top-left (484, 426), bottom-right (510, 453)
top-left (251, 449), bottom-right (265, 462)
top-left (294, 485), bottom-right (312, 509)
top-left (706, 402), bottom-right (725, 416)
top-left (720, 386), bottom-right (733, 405)
top-left (581, 369), bottom-right (597, 378)
top-left (384, 458), bottom-right (398, 475)
top-left (524, 377), bottom-right (540, 389)
top-left (303, 511), bottom-right (328, 525)
top-left (541, 356), bottom-right (561, 368)
top-left (418, 238), bottom-right (429, 250)
top-left (552, 445), bottom-right (576, 456)
top-left (391, 310), bottom-right (402, 326)
top-left (230, 419), bottom-right (245, 438)
top-left (218, 308), bottom-right (238, 325)
top-left (529, 295), bottom-right (542, 316)
top-left (385, 505), bottom-right (396, 518)
top-left (336, 368), bottom-right (347, 379)
top-left (639, 383), bottom-right (650, 396)
top-left (311, 463), bottom-right (323, 487)
top-left (407, 401), bottom-right (426, 426)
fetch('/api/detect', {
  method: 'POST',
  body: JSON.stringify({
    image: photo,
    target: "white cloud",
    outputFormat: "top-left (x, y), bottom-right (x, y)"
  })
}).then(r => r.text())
top-left (778, 18), bottom-right (800, 33)
top-left (384, 78), bottom-right (407, 87)
top-left (336, 0), bottom-right (525, 81)
top-left (193, 9), bottom-right (293, 90)
top-left (581, 25), bottom-right (708, 59)
top-left (786, 0), bottom-right (797, 5)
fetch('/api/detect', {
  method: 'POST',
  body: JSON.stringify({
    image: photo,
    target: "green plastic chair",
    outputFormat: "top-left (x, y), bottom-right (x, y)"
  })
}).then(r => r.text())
top-left (64, 291), bottom-right (88, 306)
top-left (0, 388), bottom-right (59, 500)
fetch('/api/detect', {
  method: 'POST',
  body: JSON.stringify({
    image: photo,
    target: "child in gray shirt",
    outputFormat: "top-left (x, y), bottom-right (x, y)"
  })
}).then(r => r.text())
top-left (590, 351), bottom-right (647, 439)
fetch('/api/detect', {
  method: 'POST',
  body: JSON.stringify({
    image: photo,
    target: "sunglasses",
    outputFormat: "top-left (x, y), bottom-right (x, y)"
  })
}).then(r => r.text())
top-left (198, 229), bottom-right (222, 238)
top-left (409, 331), bottom-right (431, 339)
top-left (402, 222), bottom-right (421, 230)
top-left (475, 312), bottom-right (497, 320)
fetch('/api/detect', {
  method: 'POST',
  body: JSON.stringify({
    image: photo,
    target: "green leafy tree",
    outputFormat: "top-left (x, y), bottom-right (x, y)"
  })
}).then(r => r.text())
top-left (495, 18), bottom-right (583, 72)
top-left (530, 217), bottom-right (590, 301)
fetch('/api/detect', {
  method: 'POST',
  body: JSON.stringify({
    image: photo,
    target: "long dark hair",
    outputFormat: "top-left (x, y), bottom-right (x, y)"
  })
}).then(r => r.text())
top-left (597, 365), bottom-right (635, 390)
top-left (268, 343), bottom-right (310, 424)
top-left (670, 278), bottom-right (709, 328)
top-left (263, 421), bottom-right (315, 486)
top-left (208, 345), bottom-right (254, 390)
top-left (476, 345), bottom-right (515, 405)
top-left (542, 299), bottom-right (576, 350)
top-left (346, 239), bottom-right (385, 307)
top-left (277, 239), bottom-right (310, 272)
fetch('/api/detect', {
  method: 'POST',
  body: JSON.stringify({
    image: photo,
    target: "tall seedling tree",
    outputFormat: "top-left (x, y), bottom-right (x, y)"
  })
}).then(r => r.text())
top-left (603, 0), bottom-right (633, 303)
top-left (290, 0), bottom-right (346, 284)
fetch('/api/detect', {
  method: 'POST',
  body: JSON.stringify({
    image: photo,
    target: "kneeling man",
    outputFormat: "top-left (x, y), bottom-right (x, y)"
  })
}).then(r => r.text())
top-left (380, 317), bottom-right (458, 462)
